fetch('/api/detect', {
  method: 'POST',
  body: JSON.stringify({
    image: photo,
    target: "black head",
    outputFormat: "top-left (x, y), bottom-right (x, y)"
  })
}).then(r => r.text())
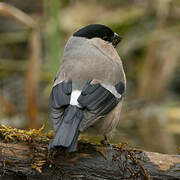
top-left (73, 24), bottom-right (122, 47)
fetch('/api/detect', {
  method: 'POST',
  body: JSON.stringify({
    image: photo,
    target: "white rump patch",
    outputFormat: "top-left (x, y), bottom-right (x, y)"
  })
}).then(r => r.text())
top-left (70, 90), bottom-right (82, 107)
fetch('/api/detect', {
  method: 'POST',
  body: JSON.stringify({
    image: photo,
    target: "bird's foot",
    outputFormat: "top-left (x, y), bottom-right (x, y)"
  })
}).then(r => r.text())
top-left (101, 135), bottom-right (110, 146)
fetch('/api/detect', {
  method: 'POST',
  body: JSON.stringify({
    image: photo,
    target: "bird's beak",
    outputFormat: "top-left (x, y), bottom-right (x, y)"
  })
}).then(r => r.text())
top-left (112, 33), bottom-right (122, 47)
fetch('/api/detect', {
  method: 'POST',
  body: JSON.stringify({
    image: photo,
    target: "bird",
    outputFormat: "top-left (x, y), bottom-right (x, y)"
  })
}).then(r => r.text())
top-left (48, 24), bottom-right (126, 152)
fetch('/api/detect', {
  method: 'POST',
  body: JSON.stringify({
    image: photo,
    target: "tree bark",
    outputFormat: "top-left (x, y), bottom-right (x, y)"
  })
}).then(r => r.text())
top-left (0, 140), bottom-right (180, 180)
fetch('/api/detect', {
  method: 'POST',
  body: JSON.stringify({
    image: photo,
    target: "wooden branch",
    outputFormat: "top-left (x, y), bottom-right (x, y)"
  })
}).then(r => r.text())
top-left (0, 140), bottom-right (180, 179)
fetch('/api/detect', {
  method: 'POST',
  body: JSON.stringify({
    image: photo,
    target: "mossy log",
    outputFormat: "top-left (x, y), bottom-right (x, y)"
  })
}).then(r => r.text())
top-left (0, 140), bottom-right (180, 180)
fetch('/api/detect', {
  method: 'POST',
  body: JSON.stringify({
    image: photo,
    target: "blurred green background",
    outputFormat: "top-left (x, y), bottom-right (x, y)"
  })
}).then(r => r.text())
top-left (0, 0), bottom-right (180, 154)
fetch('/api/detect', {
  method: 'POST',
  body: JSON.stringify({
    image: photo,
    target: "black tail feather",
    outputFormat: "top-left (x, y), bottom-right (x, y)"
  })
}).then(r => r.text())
top-left (48, 105), bottom-right (82, 152)
top-left (67, 128), bottom-right (80, 152)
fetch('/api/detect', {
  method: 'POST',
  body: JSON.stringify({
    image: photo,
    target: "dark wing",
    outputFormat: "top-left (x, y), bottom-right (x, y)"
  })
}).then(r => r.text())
top-left (48, 78), bottom-right (125, 151)
top-left (77, 80), bottom-right (125, 131)
top-left (49, 79), bottom-right (72, 131)
top-left (49, 79), bottom-right (83, 151)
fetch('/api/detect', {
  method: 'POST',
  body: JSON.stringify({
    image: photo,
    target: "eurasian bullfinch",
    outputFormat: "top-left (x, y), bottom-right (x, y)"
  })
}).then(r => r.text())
top-left (48, 24), bottom-right (126, 152)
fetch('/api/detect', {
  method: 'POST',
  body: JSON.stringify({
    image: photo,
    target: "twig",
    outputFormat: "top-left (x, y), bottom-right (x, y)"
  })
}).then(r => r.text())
top-left (0, 2), bottom-right (37, 29)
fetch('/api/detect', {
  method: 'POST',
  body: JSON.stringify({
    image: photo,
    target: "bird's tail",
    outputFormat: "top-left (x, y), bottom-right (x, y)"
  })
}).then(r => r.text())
top-left (48, 105), bottom-right (82, 152)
